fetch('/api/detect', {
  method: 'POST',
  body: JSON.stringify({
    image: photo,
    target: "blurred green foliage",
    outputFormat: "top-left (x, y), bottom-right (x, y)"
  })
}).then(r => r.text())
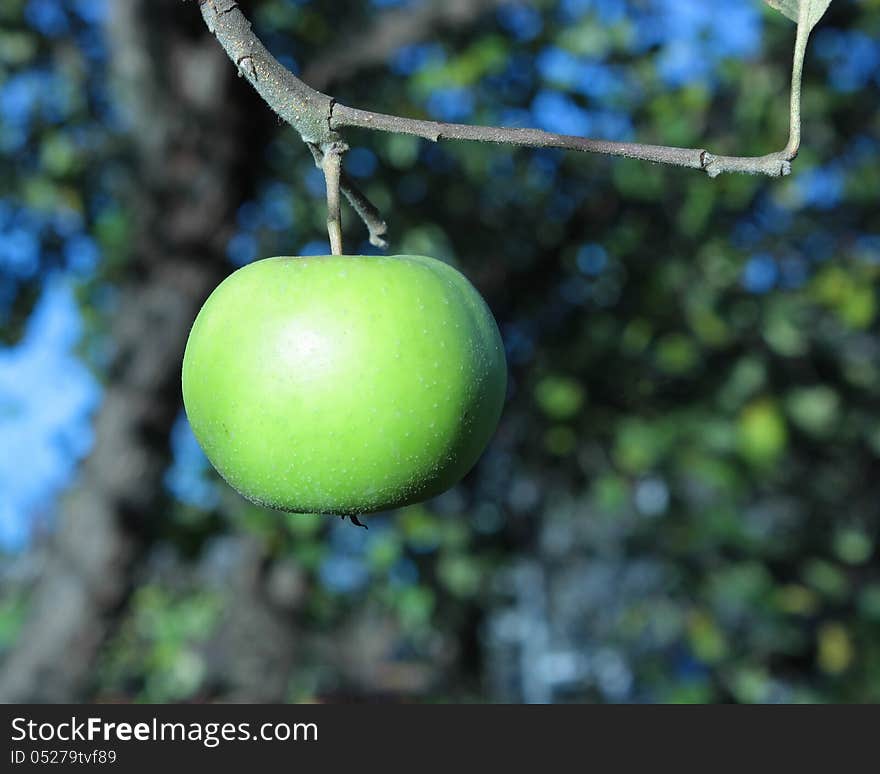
top-left (2, 0), bottom-right (879, 703)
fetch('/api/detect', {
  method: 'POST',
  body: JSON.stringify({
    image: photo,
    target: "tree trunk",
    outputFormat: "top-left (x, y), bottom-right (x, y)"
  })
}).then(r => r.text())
top-left (0, 0), bottom-right (267, 702)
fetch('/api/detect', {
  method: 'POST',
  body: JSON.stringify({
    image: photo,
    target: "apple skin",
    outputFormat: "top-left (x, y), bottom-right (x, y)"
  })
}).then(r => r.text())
top-left (182, 254), bottom-right (507, 515)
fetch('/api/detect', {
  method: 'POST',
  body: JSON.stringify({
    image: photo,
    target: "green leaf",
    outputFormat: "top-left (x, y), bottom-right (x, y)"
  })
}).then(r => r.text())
top-left (534, 375), bottom-right (584, 420)
top-left (737, 398), bottom-right (787, 466)
top-left (764, 0), bottom-right (833, 31)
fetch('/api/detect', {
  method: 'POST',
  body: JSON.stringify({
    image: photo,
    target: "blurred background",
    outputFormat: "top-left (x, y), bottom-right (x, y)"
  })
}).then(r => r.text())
top-left (0, 0), bottom-right (878, 703)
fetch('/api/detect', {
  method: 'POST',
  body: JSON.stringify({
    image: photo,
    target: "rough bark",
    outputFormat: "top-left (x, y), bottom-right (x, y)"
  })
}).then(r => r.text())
top-left (204, 538), bottom-right (306, 702)
top-left (0, 0), bottom-right (265, 702)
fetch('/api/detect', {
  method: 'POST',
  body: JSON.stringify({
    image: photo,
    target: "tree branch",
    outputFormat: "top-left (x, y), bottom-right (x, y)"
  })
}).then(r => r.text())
top-left (0, 0), bottom-right (266, 701)
top-left (197, 0), bottom-right (811, 244)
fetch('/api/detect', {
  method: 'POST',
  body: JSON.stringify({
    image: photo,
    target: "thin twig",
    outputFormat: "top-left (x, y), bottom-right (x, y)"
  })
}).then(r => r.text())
top-left (330, 104), bottom-right (793, 178)
top-left (785, 1), bottom-right (813, 158)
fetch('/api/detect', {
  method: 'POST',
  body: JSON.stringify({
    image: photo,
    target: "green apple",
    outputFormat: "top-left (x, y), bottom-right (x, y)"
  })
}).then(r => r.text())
top-left (182, 254), bottom-right (507, 516)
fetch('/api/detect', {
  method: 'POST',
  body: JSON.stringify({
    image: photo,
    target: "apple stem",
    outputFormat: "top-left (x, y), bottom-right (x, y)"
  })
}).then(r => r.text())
top-left (308, 142), bottom-right (389, 250)
top-left (320, 141), bottom-right (347, 256)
